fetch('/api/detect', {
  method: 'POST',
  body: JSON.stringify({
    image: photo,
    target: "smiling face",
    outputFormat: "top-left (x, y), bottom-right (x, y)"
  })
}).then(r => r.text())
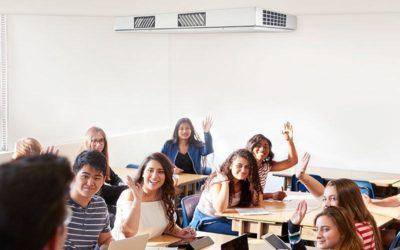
top-left (252, 139), bottom-right (270, 162)
top-left (230, 156), bottom-right (251, 181)
top-left (142, 160), bottom-right (166, 192)
top-left (315, 215), bottom-right (341, 249)
top-left (89, 132), bottom-right (105, 153)
top-left (322, 185), bottom-right (339, 208)
top-left (177, 122), bottom-right (192, 141)
top-left (74, 164), bottom-right (105, 198)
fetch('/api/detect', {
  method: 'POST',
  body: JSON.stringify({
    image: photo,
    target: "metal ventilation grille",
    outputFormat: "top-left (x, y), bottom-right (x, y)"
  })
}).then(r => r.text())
top-left (262, 10), bottom-right (286, 27)
top-left (178, 12), bottom-right (206, 27)
top-left (134, 16), bottom-right (155, 28)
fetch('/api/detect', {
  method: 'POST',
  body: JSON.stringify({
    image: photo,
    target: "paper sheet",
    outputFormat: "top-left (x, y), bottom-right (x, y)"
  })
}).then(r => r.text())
top-left (235, 207), bottom-right (272, 215)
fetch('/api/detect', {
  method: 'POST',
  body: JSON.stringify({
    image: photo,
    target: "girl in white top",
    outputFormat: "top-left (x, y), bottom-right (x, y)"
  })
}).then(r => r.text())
top-left (112, 152), bottom-right (196, 240)
top-left (189, 149), bottom-right (263, 235)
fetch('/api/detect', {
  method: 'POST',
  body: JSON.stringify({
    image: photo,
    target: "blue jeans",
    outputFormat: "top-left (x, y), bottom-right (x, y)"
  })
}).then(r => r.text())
top-left (189, 208), bottom-right (238, 236)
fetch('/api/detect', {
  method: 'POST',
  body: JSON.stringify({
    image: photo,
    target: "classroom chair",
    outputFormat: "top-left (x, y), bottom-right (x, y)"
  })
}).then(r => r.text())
top-left (291, 174), bottom-right (324, 192)
top-left (389, 231), bottom-right (400, 249)
top-left (354, 180), bottom-right (375, 198)
top-left (126, 163), bottom-right (139, 169)
top-left (180, 193), bottom-right (201, 228)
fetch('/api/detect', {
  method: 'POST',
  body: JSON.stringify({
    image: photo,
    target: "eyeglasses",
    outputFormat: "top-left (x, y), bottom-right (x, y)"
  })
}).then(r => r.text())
top-left (91, 138), bottom-right (105, 144)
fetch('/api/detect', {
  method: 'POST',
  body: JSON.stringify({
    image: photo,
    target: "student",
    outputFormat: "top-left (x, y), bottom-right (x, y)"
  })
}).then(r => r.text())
top-left (65, 150), bottom-right (114, 249)
top-left (161, 117), bottom-right (214, 175)
top-left (12, 137), bottom-right (58, 159)
top-left (246, 122), bottom-right (298, 200)
top-left (112, 152), bottom-right (196, 240)
top-left (288, 201), bottom-right (363, 250)
top-left (296, 153), bottom-right (382, 249)
top-left (82, 127), bottom-right (127, 214)
top-left (0, 154), bottom-right (74, 250)
top-left (189, 149), bottom-right (262, 235)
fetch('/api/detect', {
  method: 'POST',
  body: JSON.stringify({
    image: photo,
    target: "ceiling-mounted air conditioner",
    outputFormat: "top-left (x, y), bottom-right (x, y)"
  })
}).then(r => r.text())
top-left (114, 7), bottom-right (297, 33)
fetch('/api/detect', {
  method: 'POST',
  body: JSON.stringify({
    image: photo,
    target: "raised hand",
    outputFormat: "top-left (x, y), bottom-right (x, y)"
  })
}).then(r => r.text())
top-left (126, 175), bottom-right (143, 201)
top-left (41, 145), bottom-right (59, 156)
top-left (296, 153), bottom-right (311, 180)
top-left (176, 227), bottom-right (196, 239)
top-left (290, 200), bottom-right (308, 225)
top-left (202, 116), bottom-right (213, 133)
top-left (282, 122), bottom-right (294, 141)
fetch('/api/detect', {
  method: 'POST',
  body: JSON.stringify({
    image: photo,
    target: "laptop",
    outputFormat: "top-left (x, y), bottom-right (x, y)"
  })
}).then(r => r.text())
top-left (221, 234), bottom-right (249, 250)
top-left (108, 234), bottom-right (149, 250)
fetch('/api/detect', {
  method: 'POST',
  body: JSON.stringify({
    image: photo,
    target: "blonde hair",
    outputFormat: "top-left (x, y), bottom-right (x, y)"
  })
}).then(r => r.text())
top-left (12, 138), bottom-right (42, 159)
top-left (81, 127), bottom-right (110, 180)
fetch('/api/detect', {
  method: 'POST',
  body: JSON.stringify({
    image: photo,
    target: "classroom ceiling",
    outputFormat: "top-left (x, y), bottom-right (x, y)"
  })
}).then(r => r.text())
top-left (1, 0), bottom-right (400, 16)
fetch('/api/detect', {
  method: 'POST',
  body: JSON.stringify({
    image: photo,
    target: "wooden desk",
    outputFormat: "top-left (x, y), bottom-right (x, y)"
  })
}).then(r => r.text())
top-left (147, 231), bottom-right (315, 250)
top-left (221, 192), bottom-right (395, 240)
top-left (113, 167), bottom-right (207, 196)
top-left (273, 166), bottom-right (400, 189)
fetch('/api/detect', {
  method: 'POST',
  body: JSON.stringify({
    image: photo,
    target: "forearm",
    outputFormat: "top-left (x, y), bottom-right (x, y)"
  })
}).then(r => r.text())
top-left (202, 132), bottom-right (214, 155)
top-left (270, 140), bottom-right (298, 172)
top-left (214, 182), bottom-right (229, 212)
top-left (263, 193), bottom-right (274, 200)
top-left (122, 200), bottom-right (141, 237)
top-left (165, 224), bottom-right (181, 236)
top-left (371, 196), bottom-right (400, 207)
top-left (298, 174), bottom-right (324, 198)
top-left (367, 203), bottom-right (400, 218)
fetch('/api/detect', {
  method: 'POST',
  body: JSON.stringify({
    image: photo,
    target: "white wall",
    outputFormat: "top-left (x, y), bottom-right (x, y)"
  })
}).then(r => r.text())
top-left (3, 12), bottom-right (400, 173)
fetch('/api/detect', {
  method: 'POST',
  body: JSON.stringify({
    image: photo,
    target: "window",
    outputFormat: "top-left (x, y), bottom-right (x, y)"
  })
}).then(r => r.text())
top-left (0, 15), bottom-right (7, 151)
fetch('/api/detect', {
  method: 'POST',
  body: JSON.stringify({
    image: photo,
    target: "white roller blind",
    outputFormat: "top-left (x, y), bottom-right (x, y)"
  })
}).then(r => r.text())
top-left (0, 15), bottom-right (7, 151)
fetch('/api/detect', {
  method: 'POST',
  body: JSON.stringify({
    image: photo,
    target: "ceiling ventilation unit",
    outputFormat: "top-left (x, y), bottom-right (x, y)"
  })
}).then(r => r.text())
top-left (114, 7), bottom-right (296, 33)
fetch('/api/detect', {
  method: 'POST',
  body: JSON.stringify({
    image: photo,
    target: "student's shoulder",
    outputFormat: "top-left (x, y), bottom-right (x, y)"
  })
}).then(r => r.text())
top-left (92, 195), bottom-right (108, 208)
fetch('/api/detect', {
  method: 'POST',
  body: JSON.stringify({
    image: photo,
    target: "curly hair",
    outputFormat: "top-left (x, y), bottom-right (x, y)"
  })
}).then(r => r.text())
top-left (204, 149), bottom-right (262, 207)
top-left (134, 152), bottom-right (176, 231)
top-left (246, 134), bottom-right (275, 164)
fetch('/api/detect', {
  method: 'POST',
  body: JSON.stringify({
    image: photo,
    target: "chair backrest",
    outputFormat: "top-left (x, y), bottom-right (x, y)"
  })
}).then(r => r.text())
top-left (389, 231), bottom-right (400, 249)
top-left (291, 174), bottom-right (324, 192)
top-left (354, 180), bottom-right (375, 198)
top-left (180, 194), bottom-right (201, 228)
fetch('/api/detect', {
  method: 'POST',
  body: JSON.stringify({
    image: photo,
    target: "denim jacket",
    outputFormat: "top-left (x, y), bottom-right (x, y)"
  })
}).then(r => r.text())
top-left (161, 132), bottom-right (213, 175)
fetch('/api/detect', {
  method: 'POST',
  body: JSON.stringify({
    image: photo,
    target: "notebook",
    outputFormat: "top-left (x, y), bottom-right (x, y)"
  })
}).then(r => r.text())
top-left (108, 234), bottom-right (149, 250)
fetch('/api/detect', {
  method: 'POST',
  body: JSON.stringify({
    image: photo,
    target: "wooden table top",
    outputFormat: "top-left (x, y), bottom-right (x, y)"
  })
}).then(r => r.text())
top-left (221, 192), bottom-right (394, 228)
top-left (273, 166), bottom-right (400, 187)
top-left (113, 167), bottom-right (208, 186)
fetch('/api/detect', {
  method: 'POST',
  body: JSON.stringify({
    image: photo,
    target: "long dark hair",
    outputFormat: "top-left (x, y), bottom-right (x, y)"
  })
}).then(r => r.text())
top-left (246, 134), bottom-right (275, 164)
top-left (134, 152), bottom-right (176, 231)
top-left (204, 149), bottom-right (262, 207)
top-left (314, 206), bottom-right (363, 250)
top-left (170, 118), bottom-right (203, 147)
top-left (326, 178), bottom-right (382, 250)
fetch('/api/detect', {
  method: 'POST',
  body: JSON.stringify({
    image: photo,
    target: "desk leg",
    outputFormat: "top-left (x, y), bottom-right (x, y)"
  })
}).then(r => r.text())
top-left (283, 177), bottom-right (288, 191)
top-left (183, 185), bottom-right (189, 196)
top-left (237, 220), bottom-right (245, 235)
top-left (191, 183), bottom-right (195, 194)
top-left (257, 222), bottom-right (263, 239)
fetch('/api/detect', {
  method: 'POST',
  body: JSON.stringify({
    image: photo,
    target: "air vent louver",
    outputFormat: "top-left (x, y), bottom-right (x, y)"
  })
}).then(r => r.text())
top-left (134, 16), bottom-right (155, 28)
top-left (262, 10), bottom-right (286, 27)
top-left (178, 12), bottom-right (206, 27)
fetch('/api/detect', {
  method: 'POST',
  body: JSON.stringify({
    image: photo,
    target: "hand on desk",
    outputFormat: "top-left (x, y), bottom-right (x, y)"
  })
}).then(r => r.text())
top-left (290, 200), bottom-right (308, 225)
top-left (176, 227), bottom-right (196, 239)
top-left (272, 191), bottom-right (287, 201)
top-left (174, 166), bottom-right (184, 174)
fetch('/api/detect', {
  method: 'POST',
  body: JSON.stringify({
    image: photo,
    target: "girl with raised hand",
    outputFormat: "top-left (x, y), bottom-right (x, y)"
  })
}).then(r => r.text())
top-left (82, 127), bottom-right (127, 214)
top-left (162, 116), bottom-right (214, 175)
top-left (189, 149), bottom-right (263, 235)
top-left (289, 201), bottom-right (363, 250)
top-left (12, 137), bottom-right (59, 159)
top-left (112, 152), bottom-right (196, 240)
top-left (295, 153), bottom-right (382, 249)
top-left (246, 122), bottom-right (298, 200)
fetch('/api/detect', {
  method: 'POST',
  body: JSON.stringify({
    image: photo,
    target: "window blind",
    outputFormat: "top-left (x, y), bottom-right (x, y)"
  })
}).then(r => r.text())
top-left (0, 15), bottom-right (7, 151)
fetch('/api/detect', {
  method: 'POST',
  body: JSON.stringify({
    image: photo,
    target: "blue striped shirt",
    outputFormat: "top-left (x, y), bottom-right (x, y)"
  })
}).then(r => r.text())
top-left (65, 195), bottom-right (111, 250)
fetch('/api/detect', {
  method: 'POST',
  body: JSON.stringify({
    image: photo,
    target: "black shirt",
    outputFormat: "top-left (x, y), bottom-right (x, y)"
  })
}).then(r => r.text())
top-left (175, 152), bottom-right (195, 174)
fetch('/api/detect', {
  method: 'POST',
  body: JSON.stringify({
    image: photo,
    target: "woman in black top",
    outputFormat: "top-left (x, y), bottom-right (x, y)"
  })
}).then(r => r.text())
top-left (82, 127), bottom-right (127, 215)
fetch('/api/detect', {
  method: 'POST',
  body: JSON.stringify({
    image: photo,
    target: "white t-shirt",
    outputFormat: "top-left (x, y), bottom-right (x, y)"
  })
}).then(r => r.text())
top-left (112, 198), bottom-right (169, 240)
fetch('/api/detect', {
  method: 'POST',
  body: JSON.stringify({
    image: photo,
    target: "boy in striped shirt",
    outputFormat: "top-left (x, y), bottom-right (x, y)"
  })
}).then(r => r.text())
top-left (65, 150), bottom-right (114, 249)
